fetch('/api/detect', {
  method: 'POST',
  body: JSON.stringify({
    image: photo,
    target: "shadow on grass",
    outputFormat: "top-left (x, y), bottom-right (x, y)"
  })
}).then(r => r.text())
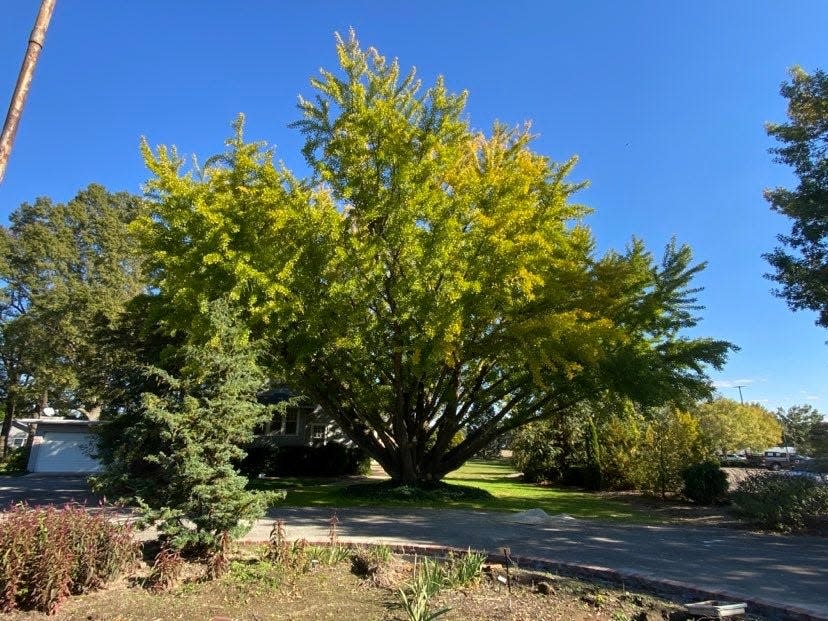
top-left (247, 459), bottom-right (652, 522)
top-left (342, 480), bottom-right (493, 503)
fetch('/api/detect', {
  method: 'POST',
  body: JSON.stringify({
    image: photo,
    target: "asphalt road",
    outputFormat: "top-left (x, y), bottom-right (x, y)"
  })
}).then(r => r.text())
top-left (0, 474), bottom-right (100, 507)
top-left (2, 476), bottom-right (826, 619)
top-left (261, 507), bottom-right (828, 619)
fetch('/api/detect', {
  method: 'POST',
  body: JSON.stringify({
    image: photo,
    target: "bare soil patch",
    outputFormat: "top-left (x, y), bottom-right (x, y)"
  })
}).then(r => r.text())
top-left (3, 546), bottom-right (769, 621)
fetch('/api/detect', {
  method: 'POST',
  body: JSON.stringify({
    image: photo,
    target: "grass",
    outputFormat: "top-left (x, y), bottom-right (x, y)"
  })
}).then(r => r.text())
top-left (248, 458), bottom-right (653, 523)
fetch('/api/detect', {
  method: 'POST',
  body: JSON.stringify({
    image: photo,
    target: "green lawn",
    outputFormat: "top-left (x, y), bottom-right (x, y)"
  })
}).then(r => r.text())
top-left (249, 458), bottom-right (654, 523)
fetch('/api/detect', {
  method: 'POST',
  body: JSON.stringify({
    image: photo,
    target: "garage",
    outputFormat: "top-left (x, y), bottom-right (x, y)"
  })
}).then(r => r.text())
top-left (25, 421), bottom-right (101, 473)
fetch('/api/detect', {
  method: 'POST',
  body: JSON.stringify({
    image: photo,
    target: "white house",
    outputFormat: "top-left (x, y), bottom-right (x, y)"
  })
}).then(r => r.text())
top-left (6, 419), bottom-right (30, 449)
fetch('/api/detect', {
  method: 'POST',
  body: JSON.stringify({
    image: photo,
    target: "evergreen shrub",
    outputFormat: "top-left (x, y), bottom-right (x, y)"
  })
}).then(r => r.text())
top-left (0, 447), bottom-right (28, 474)
top-left (681, 461), bottom-right (728, 504)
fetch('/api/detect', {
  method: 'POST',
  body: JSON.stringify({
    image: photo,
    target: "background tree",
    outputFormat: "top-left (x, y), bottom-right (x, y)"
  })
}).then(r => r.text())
top-left (764, 67), bottom-right (828, 327)
top-left (639, 406), bottom-right (711, 498)
top-left (695, 398), bottom-right (781, 454)
top-left (139, 33), bottom-right (733, 485)
top-left (594, 401), bottom-right (648, 490)
top-left (583, 417), bottom-right (603, 490)
top-left (0, 184), bottom-right (145, 448)
top-left (509, 398), bottom-right (715, 495)
top-left (776, 404), bottom-right (823, 455)
top-left (509, 411), bottom-right (584, 483)
top-left (811, 421), bottom-right (828, 457)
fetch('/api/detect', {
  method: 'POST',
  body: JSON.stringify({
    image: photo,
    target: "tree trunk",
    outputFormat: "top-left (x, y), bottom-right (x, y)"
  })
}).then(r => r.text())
top-left (37, 389), bottom-right (48, 417)
top-left (0, 393), bottom-right (17, 459)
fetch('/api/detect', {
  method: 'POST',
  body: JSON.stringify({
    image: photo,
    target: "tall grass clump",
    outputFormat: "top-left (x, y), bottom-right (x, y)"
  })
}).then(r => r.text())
top-left (444, 549), bottom-right (486, 588)
top-left (399, 556), bottom-right (450, 621)
top-left (0, 504), bottom-right (137, 614)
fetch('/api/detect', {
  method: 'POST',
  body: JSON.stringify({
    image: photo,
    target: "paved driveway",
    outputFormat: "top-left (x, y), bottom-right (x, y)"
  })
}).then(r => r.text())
top-left (0, 474), bottom-right (99, 507)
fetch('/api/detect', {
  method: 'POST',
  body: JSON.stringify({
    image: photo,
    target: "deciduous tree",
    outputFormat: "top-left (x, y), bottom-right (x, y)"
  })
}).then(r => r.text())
top-left (695, 398), bottom-right (781, 453)
top-left (640, 407), bottom-right (710, 498)
top-left (764, 67), bottom-right (828, 327)
top-left (777, 404), bottom-right (823, 455)
top-left (0, 184), bottom-right (145, 449)
top-left (139, 33), bottom-right (733, 485)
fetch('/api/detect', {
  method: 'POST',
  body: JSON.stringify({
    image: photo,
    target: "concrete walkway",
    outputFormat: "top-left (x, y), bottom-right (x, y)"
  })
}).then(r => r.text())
top-left (253, 506), bottom-right (828, 620)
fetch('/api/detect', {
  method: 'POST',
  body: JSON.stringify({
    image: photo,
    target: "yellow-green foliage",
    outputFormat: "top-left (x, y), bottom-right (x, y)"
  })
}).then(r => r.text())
top-left (137, 32), bottom-right (732, 485)
top-left (598, 406), bottom-right (648, 490)
top-left (639, 407), bottom-right (711, 497)
top-left (695, 398), bottom-right (781, 453)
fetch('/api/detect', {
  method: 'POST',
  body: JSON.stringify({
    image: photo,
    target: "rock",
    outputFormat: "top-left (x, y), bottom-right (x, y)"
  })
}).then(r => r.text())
top-left (632, 612), bottom-right (666, 621)
top-left (536, 580), bottom-right (554, 595)
top-left (509, 508), bottom-right (578, 525)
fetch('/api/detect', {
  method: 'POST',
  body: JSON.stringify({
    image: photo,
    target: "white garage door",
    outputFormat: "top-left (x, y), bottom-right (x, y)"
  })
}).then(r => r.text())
top-left (31, 431), bottom-right (101, 473)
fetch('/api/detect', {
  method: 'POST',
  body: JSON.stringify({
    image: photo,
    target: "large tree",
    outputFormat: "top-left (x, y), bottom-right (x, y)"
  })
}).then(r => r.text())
top-left (0, 184), bottom-right (145, 447)
top-left (764, 67), bottom-right (828, 327)
top-left (139, 34), bottom-right (732, 484)
top-left (776, 404), bottom-right (823, 455)
top-left (696, 398), bottom-right (781, 453)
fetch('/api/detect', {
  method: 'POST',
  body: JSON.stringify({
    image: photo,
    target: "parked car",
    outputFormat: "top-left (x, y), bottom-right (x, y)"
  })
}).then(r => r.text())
top-left (762, 450), bottom-right (811, 471)
top-left (778, 469), bottom-right (827, 484)
top-left (719, 453), bottom-right (748, 467)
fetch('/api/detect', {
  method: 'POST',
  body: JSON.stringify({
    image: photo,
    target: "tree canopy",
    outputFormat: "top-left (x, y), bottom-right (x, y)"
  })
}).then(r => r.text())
top-left (776, 404), bottom-right (823, 455)
top-left (764, 67), bottom-right (828, 328)
top-left (695, 398), bottom-right (781, 453)
top-left (139, 33), bottom-right (733, 484)
top-left (0, 184), bottom-right (145, 447)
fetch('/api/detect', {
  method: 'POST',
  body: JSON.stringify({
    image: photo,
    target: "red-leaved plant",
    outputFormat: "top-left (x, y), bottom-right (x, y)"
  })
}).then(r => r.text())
top-left (0, 504), bottom-right (137, 614)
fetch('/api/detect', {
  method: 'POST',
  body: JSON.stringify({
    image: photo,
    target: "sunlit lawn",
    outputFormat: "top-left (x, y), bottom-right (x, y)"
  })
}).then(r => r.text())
top-left (249, 458), bottom-right (653, 523)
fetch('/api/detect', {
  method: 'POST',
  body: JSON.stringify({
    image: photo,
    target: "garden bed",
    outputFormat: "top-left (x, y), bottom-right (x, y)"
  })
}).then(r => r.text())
top-left (4, 543), bottom-right (769, 621)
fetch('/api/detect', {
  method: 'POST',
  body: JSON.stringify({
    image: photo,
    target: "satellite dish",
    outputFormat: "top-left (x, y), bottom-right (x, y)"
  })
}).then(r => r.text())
top-left (42, 407), bottom-right (55, 417)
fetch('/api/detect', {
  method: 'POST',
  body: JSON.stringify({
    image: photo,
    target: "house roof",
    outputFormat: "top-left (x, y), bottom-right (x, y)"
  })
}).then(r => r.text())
top-left (257, 386), bottom-right (296, 405)
top-left (15, 418), bottom-right (98, 428)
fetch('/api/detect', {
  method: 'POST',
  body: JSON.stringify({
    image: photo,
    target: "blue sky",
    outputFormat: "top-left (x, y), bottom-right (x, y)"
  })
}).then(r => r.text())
top-left (1, 1), bottom-right (826, 412)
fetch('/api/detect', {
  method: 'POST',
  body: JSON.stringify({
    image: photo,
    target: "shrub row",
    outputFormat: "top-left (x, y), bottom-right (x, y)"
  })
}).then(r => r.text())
top-left (679, 462), bottom-right (828, 531)
top-left (0, 504), bottom-right (138, 614)
top-left (238, 441), bottom-right (371, 477)
top-left (732, 472), bottom-right (828, 532)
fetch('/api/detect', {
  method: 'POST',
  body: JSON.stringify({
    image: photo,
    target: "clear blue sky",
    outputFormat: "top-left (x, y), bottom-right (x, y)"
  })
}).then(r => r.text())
top-left (1, 1), bottom-right (826, 413)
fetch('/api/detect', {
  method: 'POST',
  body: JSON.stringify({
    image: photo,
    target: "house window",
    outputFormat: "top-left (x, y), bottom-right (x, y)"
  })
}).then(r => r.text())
top-left (276, 408), bottom-right (299, 436)
top-left (10, 437), bottom-right (25, 448)
top-left (310, 424), bottom-right (326, 444)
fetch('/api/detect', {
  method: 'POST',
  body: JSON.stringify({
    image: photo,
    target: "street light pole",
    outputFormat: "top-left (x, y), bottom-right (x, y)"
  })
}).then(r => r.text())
top-left (777, 412), bottom-right (791, 464)
top-left (0, 0), bottom-right (58, 184)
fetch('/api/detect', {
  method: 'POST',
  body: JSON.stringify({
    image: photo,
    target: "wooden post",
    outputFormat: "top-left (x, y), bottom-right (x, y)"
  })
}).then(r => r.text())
top-left (0, 0), bottom-right (58, 184)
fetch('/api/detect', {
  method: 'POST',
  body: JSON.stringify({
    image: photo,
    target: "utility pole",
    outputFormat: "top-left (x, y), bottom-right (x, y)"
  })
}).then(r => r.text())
top-left (0, 0), bottom-right (57, 184)
top-left (736, 385), bottom-right (745, 405)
